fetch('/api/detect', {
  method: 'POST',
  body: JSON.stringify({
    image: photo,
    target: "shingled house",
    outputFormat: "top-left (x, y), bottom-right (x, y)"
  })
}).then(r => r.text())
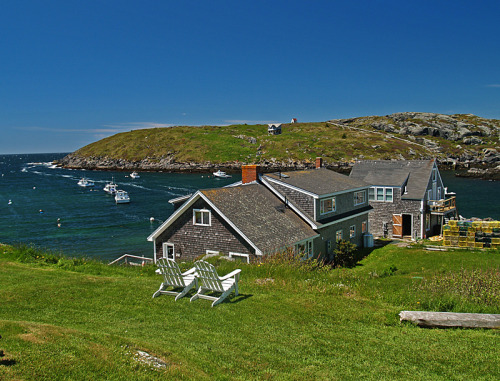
top-left (148, 159), bottom-right (372, 263)
top-left (349, 159), bottom-right (457, 240)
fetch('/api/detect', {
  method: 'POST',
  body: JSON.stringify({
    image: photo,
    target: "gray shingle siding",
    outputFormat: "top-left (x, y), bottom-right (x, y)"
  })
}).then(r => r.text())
top-left (268, 181), bottom-right (315, 219)
top-left (316, 190), bottom-right (368, 222)
top-left (155, 198), bottom-right (256, 262)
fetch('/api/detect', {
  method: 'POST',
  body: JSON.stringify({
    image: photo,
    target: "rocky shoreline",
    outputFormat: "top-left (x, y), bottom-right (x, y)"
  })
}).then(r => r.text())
top-left (56, 153), bottom-right (500, 179)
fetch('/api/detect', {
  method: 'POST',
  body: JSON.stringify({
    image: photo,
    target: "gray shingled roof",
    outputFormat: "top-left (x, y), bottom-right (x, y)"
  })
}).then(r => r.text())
top-left (349, 160), bottom-right (435, 200)
top-left (264, 167), bottom-right (369, 195)
top-left (201, 184), bottom-right (318, 254)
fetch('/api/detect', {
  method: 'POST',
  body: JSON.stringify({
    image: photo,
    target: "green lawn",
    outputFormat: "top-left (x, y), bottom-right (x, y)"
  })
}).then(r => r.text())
top-left (0, 243), bottom-right (499, 380)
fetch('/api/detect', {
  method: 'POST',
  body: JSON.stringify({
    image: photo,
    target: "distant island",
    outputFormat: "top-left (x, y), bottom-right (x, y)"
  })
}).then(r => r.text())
top-left (57, 112), bottom-right (500, 179)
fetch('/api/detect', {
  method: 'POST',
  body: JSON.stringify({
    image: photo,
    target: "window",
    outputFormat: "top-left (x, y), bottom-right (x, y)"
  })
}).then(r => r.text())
top-left (427, 189), bottom-right (432, 201)
top-left (320, 197), bottom-right (336, 214)
top-left (336, 230), bottom-right (343, 241)
top-left (370, 187), bottom-right (394, 202)
top-left (295, 240), bottom-right (313, 259)
top-left (193, 209), bottom-right (211, 226)
top-left (426, 214), bottom-right (430, 231)
top-left (385, 188), bottom-right (393, 202)
top-left (354, 191), bottom-right (366, 206)
top-left (437, 187), bottom-right (441, 200)
top-left (229, 252), bottom-right (250, 264)
top-left (350, 225), bottom-right (356, 238)
top-left (163, 243), bottom-right (175, 260)
top-left (362, 221), bottom-right (367, 233)
top-left (432, 168), bottom-right (437, 181)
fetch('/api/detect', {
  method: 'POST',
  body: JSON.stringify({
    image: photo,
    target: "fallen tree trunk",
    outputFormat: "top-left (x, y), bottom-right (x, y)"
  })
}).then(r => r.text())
top-left (399, 311), bottom-right (500, 329)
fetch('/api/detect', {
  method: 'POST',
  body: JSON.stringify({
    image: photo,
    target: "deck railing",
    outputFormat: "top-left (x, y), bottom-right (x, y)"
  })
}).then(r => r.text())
top-left (428, 196), bottom-right (456, 213)
top-left (108, 254), bottom-right (153, 266)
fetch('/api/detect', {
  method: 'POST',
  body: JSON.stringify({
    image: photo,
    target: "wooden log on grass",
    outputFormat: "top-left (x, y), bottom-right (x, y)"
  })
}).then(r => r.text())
top-left (399, 311), bottom-right (500, 329)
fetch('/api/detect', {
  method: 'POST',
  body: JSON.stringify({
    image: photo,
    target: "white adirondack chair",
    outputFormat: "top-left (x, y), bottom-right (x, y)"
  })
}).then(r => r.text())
top-left (152, 258), bottom-right (197, 301)
top-left (190, 260), bottom-right (241, 307)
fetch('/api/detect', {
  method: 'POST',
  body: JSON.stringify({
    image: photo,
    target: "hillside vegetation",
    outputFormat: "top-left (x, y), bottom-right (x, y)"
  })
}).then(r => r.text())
top-left (59, 113), bottom-right (500, 172)
top-left (1, 243), bottom-right (499, 379)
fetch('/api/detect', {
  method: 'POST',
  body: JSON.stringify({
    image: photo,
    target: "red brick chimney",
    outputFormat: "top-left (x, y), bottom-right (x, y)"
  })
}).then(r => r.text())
top-left (242, 165), bottom-right (260, 184)
top-left (315, 157), bottom-right (323, 169)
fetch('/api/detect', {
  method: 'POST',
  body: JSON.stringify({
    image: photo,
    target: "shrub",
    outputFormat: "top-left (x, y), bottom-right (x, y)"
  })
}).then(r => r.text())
top-left (333, 240), bottom-right (357, 268)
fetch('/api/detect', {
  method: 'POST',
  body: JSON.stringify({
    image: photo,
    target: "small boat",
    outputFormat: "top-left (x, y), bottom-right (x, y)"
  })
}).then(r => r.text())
top-left (103, 177), bottom-right (118, 195)
top-left (213, 170), bottom-right (231, 178)
top-left (77, 178), bottom-right (95, 187)
top-left (130, 171), bottom-right (140, 179)
top-left (115, 190), bottom-right (130, 204)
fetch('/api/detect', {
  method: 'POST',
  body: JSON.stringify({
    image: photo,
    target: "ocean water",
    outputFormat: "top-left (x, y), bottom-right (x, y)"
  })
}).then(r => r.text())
top-left (0, 153), bottom-right (239, 261)
top-left (0, 153), bottom-right (499, 261)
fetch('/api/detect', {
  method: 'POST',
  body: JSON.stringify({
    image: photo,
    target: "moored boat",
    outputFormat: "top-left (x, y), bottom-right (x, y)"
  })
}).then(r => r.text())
top-left (103, 177), bottom-right (118, 194)
top-left (130, 171), bottom-right (140, 179)
top-left (213, 170), bottom-right (231, 178)
top-left (115, 190), bottom-right (130, 204)
top-left (77, 178), bottom-right (95, 187)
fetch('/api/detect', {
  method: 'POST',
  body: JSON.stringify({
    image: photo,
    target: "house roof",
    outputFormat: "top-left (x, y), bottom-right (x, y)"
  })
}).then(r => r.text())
top-left (200, 183), bottom-right (318, 254)
top-left (264, 167), bottom-right (369, 196)
top-left (349, 159), bottom-right (436, 200)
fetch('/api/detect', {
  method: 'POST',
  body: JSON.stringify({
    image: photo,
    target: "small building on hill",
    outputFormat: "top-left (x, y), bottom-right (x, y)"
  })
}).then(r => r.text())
top-left (349, 159), bottom-right (458, 240)
top-left (268, 123), bottom-right (282, 135)
top-left (148, 158), bottom-right (372, 263)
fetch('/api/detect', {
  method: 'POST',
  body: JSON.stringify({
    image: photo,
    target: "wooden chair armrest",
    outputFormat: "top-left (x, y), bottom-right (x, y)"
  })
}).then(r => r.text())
top-left (219, 269), bottom-right (241, 281)
top-left (181, 267), bottom-right (197, 276)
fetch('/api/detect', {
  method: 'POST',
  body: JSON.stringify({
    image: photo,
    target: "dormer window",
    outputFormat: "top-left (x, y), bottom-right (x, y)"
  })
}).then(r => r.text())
top-left (354, 190), bottom-right (366, 206)
top-left (193, 209), bottom-right (211, 226)
top-left (320, 197), bottom-right (336, 215)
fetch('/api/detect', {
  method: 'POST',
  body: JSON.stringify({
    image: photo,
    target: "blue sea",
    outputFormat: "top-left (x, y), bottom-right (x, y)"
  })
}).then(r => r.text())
top-left (0, 153), bottom-right (238, 261)
top-left (0, 153), bottom-right (499, 261)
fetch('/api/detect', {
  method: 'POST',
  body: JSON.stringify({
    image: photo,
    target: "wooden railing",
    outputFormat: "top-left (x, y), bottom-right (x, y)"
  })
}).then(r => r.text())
top-left (428, 196), bottom-right (456, 213)
top-left (108, 254), bottom-right (153, 266)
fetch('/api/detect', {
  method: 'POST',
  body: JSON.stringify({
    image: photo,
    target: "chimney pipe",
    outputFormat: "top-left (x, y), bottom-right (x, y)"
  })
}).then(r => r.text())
top-left (242, 165), bottom-right (260, 184)
top-left (315, 157), bottom-right (323, 169)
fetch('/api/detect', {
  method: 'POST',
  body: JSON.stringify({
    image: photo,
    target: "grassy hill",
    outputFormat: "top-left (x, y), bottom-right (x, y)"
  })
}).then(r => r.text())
top-left (1, 243), bottom-right (499, 380)
top-left (63, 113), bottom-right (500, 169)
top-left (69, 122), bottom-right (435, 165)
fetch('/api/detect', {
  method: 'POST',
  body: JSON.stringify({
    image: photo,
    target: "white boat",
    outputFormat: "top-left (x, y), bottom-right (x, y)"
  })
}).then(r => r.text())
top-left (213, 170), bottom-right (231, 178)
top-left (130, 171), bottom-right (140, 179)
top-left (77, 178), bottom-right (95, 187)
top-left (103, 177), bottom-right (118, 194)
top-left (115, 190), bottom-right (130, 204)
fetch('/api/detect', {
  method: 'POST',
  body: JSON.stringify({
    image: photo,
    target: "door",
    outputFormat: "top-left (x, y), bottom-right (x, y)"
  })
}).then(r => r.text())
top-left (392, 214), bottom-right (403, 238)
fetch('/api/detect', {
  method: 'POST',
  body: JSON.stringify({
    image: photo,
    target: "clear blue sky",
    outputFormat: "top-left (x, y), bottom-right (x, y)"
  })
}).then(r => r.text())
top-left (1, 0), bottom-right (499, 154)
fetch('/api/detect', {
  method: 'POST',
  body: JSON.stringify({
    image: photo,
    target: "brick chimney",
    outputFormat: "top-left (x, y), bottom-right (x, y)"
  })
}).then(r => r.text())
top-left (242, 165), bottom-right (260, 184)
top-left (315, 157), bottom-right (323, 169)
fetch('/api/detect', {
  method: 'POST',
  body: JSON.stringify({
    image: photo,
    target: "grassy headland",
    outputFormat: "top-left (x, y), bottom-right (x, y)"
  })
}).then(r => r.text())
top-left (61, 113), bottom-right (500, 171)
top-left (69, 122), bottom-right (434, 165)
top-left (1, 243), bottom-right (499, 380)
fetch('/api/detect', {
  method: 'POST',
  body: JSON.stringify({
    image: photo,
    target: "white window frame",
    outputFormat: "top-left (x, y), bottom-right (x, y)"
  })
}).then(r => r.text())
top-left (320, 197), bottom-right (336, 215)
top-left (362, 221), bottom-right (367, 234)
top-left (427, 189), bottom-right (432, 201)
top-left (336, 230), bottom-right (343, 241)
top-left (163, 242), bottom-right (175, 260)
top-left (350, 225), bottom-right (356, 238)
top-left (354, 190), bottom-right (366, 206)
top-left (437, 187), bottom-right (441, 200)
top-left (295, 240), bottom-right (313, 259)
top-left (193, 208), bottom-right (211, 226)
top-left (370, 187), bottom-right (393, 202)
top-left (229, 252), bottom-right (250, 264)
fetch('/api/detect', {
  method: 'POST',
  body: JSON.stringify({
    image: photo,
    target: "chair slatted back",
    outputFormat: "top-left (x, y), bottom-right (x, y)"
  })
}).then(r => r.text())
top-left (194, 260), bottom-right (224, 292)
top-left (157, 258), bottom-right (185, 287)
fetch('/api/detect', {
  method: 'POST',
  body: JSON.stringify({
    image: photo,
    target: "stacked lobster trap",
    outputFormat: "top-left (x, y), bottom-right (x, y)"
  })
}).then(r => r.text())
top-left (442, 220), bottom-right (500, 249)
